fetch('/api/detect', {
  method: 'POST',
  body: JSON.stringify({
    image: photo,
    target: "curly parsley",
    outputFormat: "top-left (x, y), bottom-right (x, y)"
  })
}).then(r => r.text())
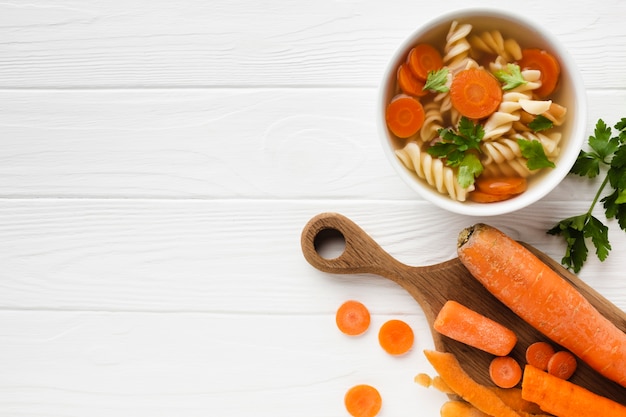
top-left (547, 118), bottom-right (626, 272)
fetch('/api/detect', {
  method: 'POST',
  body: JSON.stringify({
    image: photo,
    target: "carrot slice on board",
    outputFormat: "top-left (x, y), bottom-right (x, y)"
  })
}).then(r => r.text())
top-left (450, 68), bottom-right (502, 119)
top-left (489, 356), bottom-right (522, 389)
top-left (525, 341), bottom-right (555, 371)
top-left (518, 48), bottom-right (561, 97)
top-left (407, 43), bottom-right (443, 81)
top-left (336, 300), bottom-right (370, 336)
top-left (385, 94), bottom-right (425, 138)
top-left (344, 384), bottom-right (382, 417)
top-left (547, 350), bottom-right (577, 380)
top-left (397, 63), bottom-right (428, 97)
top-left (378, 319), bottom-right (414, 355)
top-left (474, 176), bottom-right (527, 196)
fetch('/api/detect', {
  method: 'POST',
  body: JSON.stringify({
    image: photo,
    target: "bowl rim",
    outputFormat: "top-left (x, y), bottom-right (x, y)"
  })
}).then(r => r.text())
top-left (377, 8), bottom-right (587, 216)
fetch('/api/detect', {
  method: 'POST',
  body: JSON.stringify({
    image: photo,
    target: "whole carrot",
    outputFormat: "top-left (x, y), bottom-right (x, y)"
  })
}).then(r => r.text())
top-left (457, 223), bottom-right (626, 388)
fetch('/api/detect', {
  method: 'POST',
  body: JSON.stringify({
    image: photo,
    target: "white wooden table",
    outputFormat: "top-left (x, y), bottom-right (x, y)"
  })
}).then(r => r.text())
top-left (2, 1), bottom-right (625, 416)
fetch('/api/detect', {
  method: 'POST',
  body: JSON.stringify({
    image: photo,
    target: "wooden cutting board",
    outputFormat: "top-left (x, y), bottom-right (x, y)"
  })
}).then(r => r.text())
top-left (300, 212), bottom-right (626, 405)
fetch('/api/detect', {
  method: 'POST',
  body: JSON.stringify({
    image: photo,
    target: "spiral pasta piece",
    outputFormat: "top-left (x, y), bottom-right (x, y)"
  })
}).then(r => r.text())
top-left (443, 21), bottom-right (475, 75)
top-left (396, 141), bottom-right (473, 201)
top-left (420, 100), bottom-right (444, 142)
top-left (469, 30), bottom-right (522, 62)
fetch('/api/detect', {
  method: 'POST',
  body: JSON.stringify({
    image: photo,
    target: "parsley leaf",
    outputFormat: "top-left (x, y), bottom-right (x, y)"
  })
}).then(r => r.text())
top-left (528, 115), bottom-right (553, 132)
top-left (424, 68), bottom-right (450, 93)
top-left (548, 118), bottom-right (626, 272)
top-left (428, 117), bottom-right (484, 188)
top-left (518, 138), bottom-right (556, 170)
top-left (494, 63), bottom-right (527, 90)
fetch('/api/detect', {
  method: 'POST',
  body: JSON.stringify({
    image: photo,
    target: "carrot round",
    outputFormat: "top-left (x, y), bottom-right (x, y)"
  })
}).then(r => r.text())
top-left (397, 63), bottom-right (428, 97)
top-left (518, 48), bottom-right (560, 97)
top-left (336, 300), bottom-right (371, 336)
top-left (450, 68), bottom-right (502, 119)
top-left (525, 341), bottom-right (555, 371)
top-left (474, 176), bottom-right (527, 196)
top-left (385, 94), bottom-right (425, 138)
top-left (457, 223), bottom-right (626, 388)
top-left (378, 319), bottom-right (414, 355)
top-left (344, 384), bottom-right (382, 417)
top-left (433, 300), bottom-right (517, 356)
top-left (489, 356), bottom-right (522, 389)
top-left (547, 350), bottom-right (577, 380)
top-left (407, 43), bottom-right (443, 81)
top-left (521, 365), bottom-right (626, 417)
top-left (468, 190), bottom-right (516, 203)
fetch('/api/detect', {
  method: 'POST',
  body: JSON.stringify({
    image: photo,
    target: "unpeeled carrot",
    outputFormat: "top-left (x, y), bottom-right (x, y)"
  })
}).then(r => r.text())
top-left (433, 300), bottom-right (517, 356)
top-left (450, 68), bottom-right (502, 119)
top-left (521, 365), bottom-right (626, 417)
top-left (385, 94), bottom-right (425, 138)
top-left (547, 350), bottom-right (577, 380)
top-left (518, 48), bottom-right (560, 97)
top-left (344, 384), bottom-right (382, 417)
top-left (457, 223), bottom-right (626, 388)
top-left (489, 356), bottom-right (522, 389)
top-left (525, 341), bottom-right (555, 371)
top-left (423, 350), bottom-right (520, 417)
top-left (336, 300), bottom-right (370, 336)
top-left (378, 319), bottom-right (414, 355)
top-left (407, 43), bottom-right (443, 81)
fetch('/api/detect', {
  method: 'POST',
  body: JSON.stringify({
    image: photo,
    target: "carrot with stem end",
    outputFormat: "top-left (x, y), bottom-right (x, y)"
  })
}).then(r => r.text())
top-left (525, 341), bottom-right (555, 371)
top-left (344, 384), bottom-right (382, 417)
top-left (385, 94), bottom-right (425, 138)
top-left (378, 319), bottom-right (414, 355)
top-left (457, 223), bottom-right (626, 388)
top-left (489, 356), bottom-right (522, 389)
top-left (521, 365), bottom-right (626, 417)
top-left (547, 350), bottom-right (577, 380)
top-left (336, 300), bottom-right (370, 336)
top-left (450, 68), bottom-right (502, 119)
top-left (433, 300), bottom-right (517, 356)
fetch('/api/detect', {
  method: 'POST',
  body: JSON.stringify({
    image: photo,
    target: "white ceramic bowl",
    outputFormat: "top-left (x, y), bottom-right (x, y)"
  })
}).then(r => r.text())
top-left (378, 9), bottom-right (586, 216)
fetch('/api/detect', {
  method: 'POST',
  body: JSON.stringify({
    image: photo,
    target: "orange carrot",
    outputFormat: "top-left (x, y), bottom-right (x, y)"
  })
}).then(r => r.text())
top-left (525, 341), bottom-right (555, 371)
top-left (423, 350), bottom-right (521, 417)
top-left (378, 319), bottom-right (414, 355)
top-left (547, 350), bottom-right (577, 380)
top-left (457, 223), bottom-right (626, 388)
top-left (468, 190), bottom-right (516, 203)
top-left (489, 356), bottom-right (522, 389)
top-left (397, 63), bottom-right (428, 97)
top-left (474, 176), bottom-right (527, 196)
top-left (440, 400), bottom-right (488, 417)
top-left (385, 94), bottom-right (425, 138)
top-left (336, 300), bottom-right (371, 336)
top-left (450, 68), bottom-right (502, 119)
top-left (433, 300), bottom-right (517, 356)
top-left (489, 387), bottom-right (544, 415)
top-left (407, 43), bottom-right (443, 81)
top-left (517, 48), bottom-right (560, 97)
top-left (344, 384), bottom-right (382, 417)
top-left (521, 365), bottom-right (626, 417)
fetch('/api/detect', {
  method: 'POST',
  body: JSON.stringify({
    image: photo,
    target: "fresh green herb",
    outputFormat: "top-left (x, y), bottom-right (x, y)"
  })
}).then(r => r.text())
top-left (428, 117), bottom-right (484, 188)
top-left (423, 68), bottom-right (450, 93)
top-left (528, 115), bottom-right (554, 132)
top-left (518, 138), bottom-right (556, 170)
top-left (494, 63), bottom-right (527, 91)
top-left (547, 118), bottom-right (626, 272)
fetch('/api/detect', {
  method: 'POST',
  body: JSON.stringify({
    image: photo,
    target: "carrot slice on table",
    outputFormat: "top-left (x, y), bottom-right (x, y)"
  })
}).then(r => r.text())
top-left (457, 223), bottom-right (626, 388)
top-left (433, 300), bottom-right (517, 356)
top-left (525, 341), bottom-right (555, 371)
top-left (450, 68), bottom-right (502, 119)
top-left (547, 350), bottom-right (577, 380)
top-left (474, 176), bottom-right (527, 196)
top-left (423, 350), bottom-right (520, 417)
top-left (336, 300), bottom-right (370, 336)
top-left (407, 43), bottom-right (443, 80)
top-left (517, 48), bottom-right (560, 97)
top-left (378, 319), bottom-right (414, 355)
top-left (521, 365), bottom-right (626, 417)
top-left (397, 63), bottom-right (428, 97)
top-left (385, 94), bottom-right (425, 138)
top-left (489, 356), bottom-right (522, 389)
top-left (344, 384), bottom-right (382, 417)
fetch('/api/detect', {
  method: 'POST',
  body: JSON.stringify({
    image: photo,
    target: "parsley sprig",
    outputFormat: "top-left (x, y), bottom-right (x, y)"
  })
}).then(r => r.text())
top-left (494, 64), bottom-right (527, 91)
top-left (547, 118), bottom-right (626, 272)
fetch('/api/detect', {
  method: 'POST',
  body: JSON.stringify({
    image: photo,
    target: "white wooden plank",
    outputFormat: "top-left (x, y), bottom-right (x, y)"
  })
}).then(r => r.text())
top-left (0, 0), bottom-right (624, 88)
top-left (1, 199), bottom-right (624, 313)
top-left (1, 89), bottom-right (624, 200)
top-left (0, 310), bottom-right (441, 417)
